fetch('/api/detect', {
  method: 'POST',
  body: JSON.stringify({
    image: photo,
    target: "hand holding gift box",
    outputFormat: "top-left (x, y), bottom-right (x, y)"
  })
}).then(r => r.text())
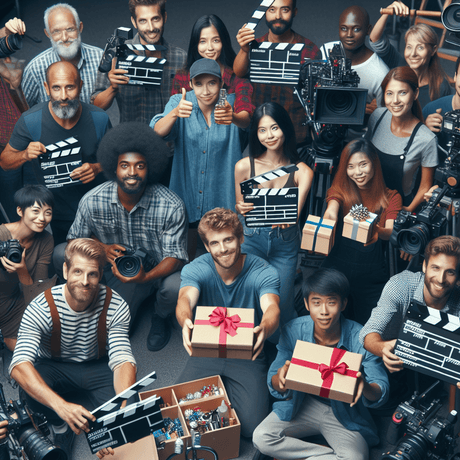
top-left (191, 307), bottom-right (255, 360)
top-left (342, 204), bottom-right (378, 244)
top-left (285, 340), bottom-right (362, 404)
top-left (301, 215), bottom-right (336, 255)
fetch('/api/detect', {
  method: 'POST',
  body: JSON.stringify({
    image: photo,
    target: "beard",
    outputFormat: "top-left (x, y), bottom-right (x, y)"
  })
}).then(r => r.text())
top-left (116, 175), bottom-right (147, 194)
top-left (266, 17), bottom-right (294, 36)
top-left (137, 27), bottom-right (163, 45)
top-left (211, 246), bottom-right (242, 270)
top-left (50, 97), bottom-right (80, 119)
top-left (66, 281), bottom-right (99, 306)
top-left (50, 34), bottom-right (81, 60)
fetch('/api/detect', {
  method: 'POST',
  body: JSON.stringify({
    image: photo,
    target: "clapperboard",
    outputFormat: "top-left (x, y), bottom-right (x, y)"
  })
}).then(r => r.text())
top-left (116, 44), bottom-right (166, 86)
top-left (241, 164), bottom-right (298, 227)
top-left (86, 371), bottom-right (163, 454)
top-left (38, 137), bottom-right (82, 188)
top-left (250, 42), bottom-right (305, 86)
top-left (395, 301), bottom-right (460, 385)
top-left (246, 0), bottom-right (275, 30)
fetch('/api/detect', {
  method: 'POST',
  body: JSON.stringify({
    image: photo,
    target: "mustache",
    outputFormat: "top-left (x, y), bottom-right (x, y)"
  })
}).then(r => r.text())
top-left (146, 28), bottom-right (161, 34)
top-left (266, 19), bottom-right (291, 27)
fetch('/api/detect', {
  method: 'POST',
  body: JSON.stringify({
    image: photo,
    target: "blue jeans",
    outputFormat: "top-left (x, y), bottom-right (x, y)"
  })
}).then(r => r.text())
top-left (242, 224), bottom-right (299, 342)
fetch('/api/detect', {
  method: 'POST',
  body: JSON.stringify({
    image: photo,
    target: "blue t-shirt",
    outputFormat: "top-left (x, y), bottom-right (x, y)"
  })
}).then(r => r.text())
top-left (9, 101), bottom-right (111, 220)
top-left (180, 253), bottom-right (280, 325)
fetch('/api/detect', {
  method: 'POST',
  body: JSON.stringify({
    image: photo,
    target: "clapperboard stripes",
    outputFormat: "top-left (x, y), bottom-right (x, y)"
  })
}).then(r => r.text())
top-left (246, 0), bottom-right (276, 30)
top-left (87, 371), bottom-right (162, 453)
top-left (395, 302), bottom-right (460, 385)
top-left (250, 42), bottom-right (305, 86)
top-left (116, 44), bottom-right (167, 86)
top-left (39, 137), bottom-right (82, 188)
top-left (241, 164), bottom-right (299, 227)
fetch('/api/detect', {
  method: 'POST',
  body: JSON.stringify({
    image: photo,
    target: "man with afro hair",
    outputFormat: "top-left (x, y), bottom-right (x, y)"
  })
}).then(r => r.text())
top-left (66, 122), bottom-right (188, 351)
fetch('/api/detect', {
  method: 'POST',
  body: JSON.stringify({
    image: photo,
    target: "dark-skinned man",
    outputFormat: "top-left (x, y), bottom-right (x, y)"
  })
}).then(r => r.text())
top-left (0, 61), bottom-right (111, 245)
top-left (9, 238), bottom-right (137, 459)
top-left (65, 122), bottom-right (188, 351)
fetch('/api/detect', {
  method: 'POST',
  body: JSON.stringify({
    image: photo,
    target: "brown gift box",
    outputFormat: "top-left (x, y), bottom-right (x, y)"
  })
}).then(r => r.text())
top-left (191, 306), bottom-right (254, 360)
top-left (301, 215), bottom-right (336, 255)
top-left (342, 211), bottom-right (378, 244)
top-left (140, 376), bottom-right (240, 460)
top-left (285, 340), bottom-right (362, 404)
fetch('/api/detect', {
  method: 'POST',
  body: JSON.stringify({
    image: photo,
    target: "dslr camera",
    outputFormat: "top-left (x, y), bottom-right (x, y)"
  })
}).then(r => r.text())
top-left (115, 247), bottom-right (156, 278)
top-left (0, 383), bottom-right (66, 460)
top-left (390, 188), bottom-right (449, 255)
top-left (98, 27), bottom-right (133, 73)
top-left (0, 240), bottom-right (23, 269)
top-left (383, 380), bottom-right (457, 460)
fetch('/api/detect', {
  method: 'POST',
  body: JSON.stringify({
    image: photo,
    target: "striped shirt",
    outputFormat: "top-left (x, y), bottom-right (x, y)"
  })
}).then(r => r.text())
top-left (21, 43), bottom-right (103, 107)
top-left (9, 284), bottom-right (135, 374)
top-left (359, 271), bottom-right (460, 344)
top-left (67, 181), bottom-right (189, 265)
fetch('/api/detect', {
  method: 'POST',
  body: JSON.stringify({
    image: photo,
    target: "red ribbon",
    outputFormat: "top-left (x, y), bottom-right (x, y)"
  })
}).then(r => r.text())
top-left (290, 348), bottom-right (358, 398)
top-left (195, 307), bottom-right (254, 358)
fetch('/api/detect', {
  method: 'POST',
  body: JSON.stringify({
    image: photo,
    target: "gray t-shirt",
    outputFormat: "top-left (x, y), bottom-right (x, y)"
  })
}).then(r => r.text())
top-left (366, 107), bottom-right (438, 196)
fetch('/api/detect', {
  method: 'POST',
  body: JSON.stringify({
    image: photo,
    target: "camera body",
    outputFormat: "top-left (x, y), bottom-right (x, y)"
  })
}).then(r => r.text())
top-left (0, 384), bottom-right (66, 460)
top-left (390, 190), bottom-right (448, 255)
top-left (296, 44), bottom-right (368, 126)
top-left (98, 27), bottom-right (133, 73)
top-left (0, 240), bottom-right (23, 269)
top-left (383, 382), bottom-right (457, 460)
top-left (115, 247), bottom-right (156, 278)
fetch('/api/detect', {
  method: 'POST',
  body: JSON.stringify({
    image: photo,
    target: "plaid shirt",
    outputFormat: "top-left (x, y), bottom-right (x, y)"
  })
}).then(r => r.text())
top-left (253, 31), bottom-right (320, 144)
top-left (21, 43), bottom-right (103, 107)
top-left (91, 35), bottom-right (186, 123)
top-left (359, 271), bottom-right (460, 344)
top-left (67, 181), bottom-right (189, 265)
top-left (171, 66), bottom-right (255, 115)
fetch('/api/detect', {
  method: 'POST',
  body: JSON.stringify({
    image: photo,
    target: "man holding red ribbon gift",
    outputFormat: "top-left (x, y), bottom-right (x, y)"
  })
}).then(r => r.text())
top-left (253, 268), bottom-right (388, 460)
top-left (176, 208), bottom-right (281, 438)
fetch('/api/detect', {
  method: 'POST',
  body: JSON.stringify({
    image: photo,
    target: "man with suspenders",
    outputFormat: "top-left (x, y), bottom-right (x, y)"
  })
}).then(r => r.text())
top-left (9, 238), bottom-right (136, 459)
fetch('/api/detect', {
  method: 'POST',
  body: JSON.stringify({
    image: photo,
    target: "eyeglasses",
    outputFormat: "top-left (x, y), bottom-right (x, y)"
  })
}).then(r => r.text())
top-left (50, 27), bottom-right (78, 38)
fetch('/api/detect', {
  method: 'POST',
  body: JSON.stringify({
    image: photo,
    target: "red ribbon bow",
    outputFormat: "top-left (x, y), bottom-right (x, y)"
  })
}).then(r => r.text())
top-left (290, 348), bottom-right (358, 398)
top-left (208, 306), bottom-right (241, 337)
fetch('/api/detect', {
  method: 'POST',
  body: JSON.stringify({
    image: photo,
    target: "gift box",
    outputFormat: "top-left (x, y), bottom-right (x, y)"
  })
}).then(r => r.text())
top-left (285, 340), bottom-right (362, 404)
top-left (301, 215), bottom-right (336, 255)
top-left (191, 306), bottom-right (254, 360)
top-left (342, 205), bottom-right (378, 244)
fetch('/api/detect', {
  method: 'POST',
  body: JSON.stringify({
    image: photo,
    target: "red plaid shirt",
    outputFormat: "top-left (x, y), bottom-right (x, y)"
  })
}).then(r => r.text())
top-left (253, 31), bottom-right (321, 144)
top-left (171, 65), bottom-right (255, 115)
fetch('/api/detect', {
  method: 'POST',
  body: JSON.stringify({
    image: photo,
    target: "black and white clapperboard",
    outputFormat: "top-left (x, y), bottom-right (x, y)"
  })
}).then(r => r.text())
top-left (39, 137), bottom-right (82, 188)
top-left (395, 301), bottom-right (460, 385)
top-left (116, 44), bottom-right (166, 86)
top-left (86, 371), bottom-right (163, 454)
top-left (241, 164), bottom-right (298, 227)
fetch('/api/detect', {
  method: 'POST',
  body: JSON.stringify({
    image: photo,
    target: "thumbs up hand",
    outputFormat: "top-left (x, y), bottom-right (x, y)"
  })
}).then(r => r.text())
top-left (175, 88), bottom-right (193, 118)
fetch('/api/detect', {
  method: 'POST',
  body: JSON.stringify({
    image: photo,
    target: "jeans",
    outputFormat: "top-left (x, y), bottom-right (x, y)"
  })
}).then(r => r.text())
top-left (241, 224), bottom-right (299, 341)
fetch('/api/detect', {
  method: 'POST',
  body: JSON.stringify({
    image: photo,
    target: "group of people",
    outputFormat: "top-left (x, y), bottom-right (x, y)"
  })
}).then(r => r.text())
top-left (0, 0), bottom-right (460, 459)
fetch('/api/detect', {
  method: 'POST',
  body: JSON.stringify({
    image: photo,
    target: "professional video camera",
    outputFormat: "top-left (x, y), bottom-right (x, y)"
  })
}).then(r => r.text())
top-left (0, 383), bottom-right (66, 460)
top-left (115, 247), bottom-right (156, 278)
top-left (442, 1), bottom-right (460, 48)
top-left (0, 240), bottom-right (23, 269)
top-left (98, 27), bottom-right (133, 73)
top-left (383, 380), bottom-right (458, 460)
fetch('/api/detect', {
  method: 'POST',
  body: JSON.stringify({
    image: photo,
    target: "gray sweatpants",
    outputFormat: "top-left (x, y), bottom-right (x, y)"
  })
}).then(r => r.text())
top-left (253, 395), bottom-right (369, 460)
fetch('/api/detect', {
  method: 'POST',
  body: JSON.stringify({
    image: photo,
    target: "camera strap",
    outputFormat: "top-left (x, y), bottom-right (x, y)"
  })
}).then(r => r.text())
top-left (44, 286), bottom-right (112, 359)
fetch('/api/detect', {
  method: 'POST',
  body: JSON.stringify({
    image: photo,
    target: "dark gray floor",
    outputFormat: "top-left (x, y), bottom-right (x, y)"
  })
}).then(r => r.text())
top-left (1, 0), bottom-right (459, 459)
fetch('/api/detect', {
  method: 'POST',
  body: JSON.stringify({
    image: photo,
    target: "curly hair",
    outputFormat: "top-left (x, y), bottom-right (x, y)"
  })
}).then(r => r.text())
top-left (198, 208), bottom-right (243, 245)
top-left (97, 122), bottom-right (169, 184)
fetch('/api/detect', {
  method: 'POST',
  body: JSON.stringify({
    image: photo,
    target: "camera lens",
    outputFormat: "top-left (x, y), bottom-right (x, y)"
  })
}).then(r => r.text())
top-left (116, 255), bottom-right (141, 278)
top-left (323, 90), bottom-right (357, 117)
top-left (19, 427), bottom-right (67, 460)
top-left (382, 433), bottom-right (429, 460)
top-left (7, 248), bottom-right (22, 264)
top-left (397, 223), bottom-right (430, 255)
top-left (442, 3), bottom-right (460, 32)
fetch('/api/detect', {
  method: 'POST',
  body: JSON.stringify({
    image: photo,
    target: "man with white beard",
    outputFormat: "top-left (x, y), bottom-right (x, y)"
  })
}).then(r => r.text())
top-left (0, 61), bottom-right (111, 245)
top-left (21, 3), bottom-right (102, 108)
